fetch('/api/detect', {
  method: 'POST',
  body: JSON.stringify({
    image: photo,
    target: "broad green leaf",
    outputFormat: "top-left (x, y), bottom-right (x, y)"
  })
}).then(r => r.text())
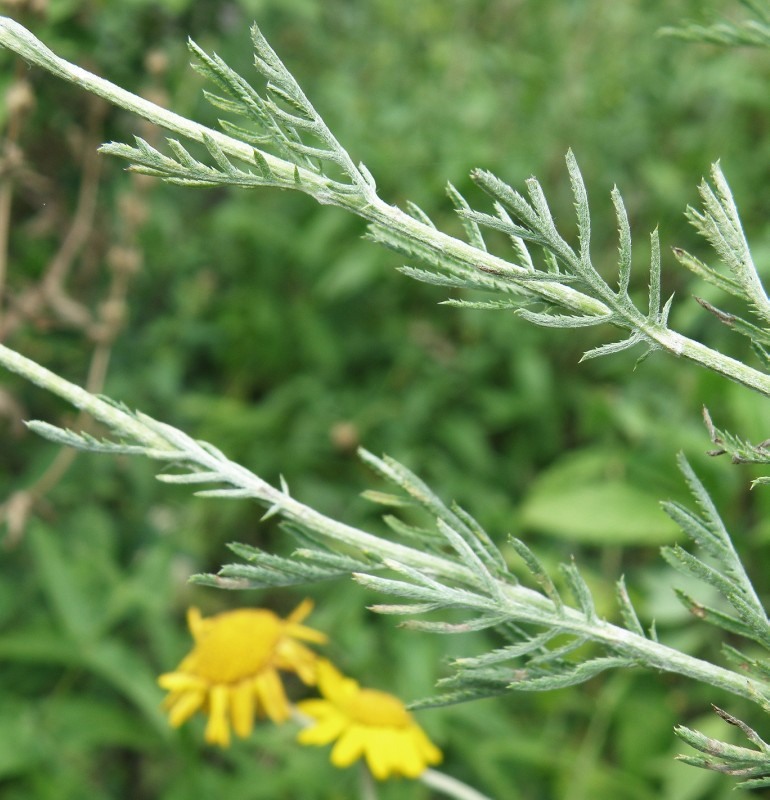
top-left (27, 521), bottom-right (102, 643)
top-left (0, 627), bottom-right (80, 664)
top-left (0, 701), bottom-right (43, 779)
top-left (520, 449), bottom-right (680, 545)
top-left (84, 640), bottom-right (170, 736)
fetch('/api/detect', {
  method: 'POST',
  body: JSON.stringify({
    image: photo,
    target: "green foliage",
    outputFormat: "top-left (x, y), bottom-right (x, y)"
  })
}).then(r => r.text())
top-left (3, 1), bottom-right (770, 799)
top-left (519, 448), bottom-right (682, 545)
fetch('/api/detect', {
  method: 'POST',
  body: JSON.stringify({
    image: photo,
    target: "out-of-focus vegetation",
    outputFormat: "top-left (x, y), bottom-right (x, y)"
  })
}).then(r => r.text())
top-left (1, 1), bottom-right (770, 797)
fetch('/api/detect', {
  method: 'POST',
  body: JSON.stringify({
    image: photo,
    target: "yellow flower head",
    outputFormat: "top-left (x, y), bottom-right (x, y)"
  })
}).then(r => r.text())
top-left (296, 660), bottom-right (442, 780)
top-left (159, 600), bottom-right (327, 747)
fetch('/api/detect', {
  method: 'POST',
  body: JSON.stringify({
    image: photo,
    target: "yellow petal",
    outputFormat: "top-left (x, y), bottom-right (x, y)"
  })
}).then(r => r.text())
top-left (255, 669), bottom-right (290, 723)
top-left (166, 689), bottom-right (205, 728)
top-left (330, 725), bottom-right (366, 768)
top-left (158, 671), bottom-right (206, 692)
top-left (297, 711), bottom-right (347, 746)
top-left (205, 684), bottom-right (231, 747)
top-left (286, 598), bottom-right (314, 624)
top-left (363, 728), bottom-right (401, 779)
top-left (287, 623), bottom-right (328, 645)
top-left (294, 698), bottom-right (331, 720)
top-left (186, 607), bottom-right (205, 639)
top-left (276, 640), bottom-right (321, 684)
top-left (316, 659), bottom-right (359, 702)
top-left (412, 725), bottom-right (443, 765)
top-left (396, 730), bottom-right (427, 778)
top-left (230, 680), bottom-right (256, 739)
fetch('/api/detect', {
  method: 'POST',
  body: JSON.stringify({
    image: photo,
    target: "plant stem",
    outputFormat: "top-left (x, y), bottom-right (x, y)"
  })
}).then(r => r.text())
top-left (0, 342), bottom-right (168, 448)
top-left (359, 765), bottom-right (379, 800)
top-left (420, 768), bottom-right (495, 800)
top-left (497, 591), bottom-right (770, 706)
top-left (0, 19), bottom-right (302, 187)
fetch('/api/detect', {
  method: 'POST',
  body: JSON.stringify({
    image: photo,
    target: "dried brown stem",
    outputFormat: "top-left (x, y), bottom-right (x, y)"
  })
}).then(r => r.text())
top-left (1, 67), bottom-right (163, 544)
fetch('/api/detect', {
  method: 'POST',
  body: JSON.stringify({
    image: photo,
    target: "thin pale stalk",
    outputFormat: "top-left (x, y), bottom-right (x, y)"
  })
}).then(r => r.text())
top-left (420, 768), bottom-right (495, 800)
top-left (0, 342), bottom-right (168, 448)
top-left (0, 19), bottom-right (313, 193)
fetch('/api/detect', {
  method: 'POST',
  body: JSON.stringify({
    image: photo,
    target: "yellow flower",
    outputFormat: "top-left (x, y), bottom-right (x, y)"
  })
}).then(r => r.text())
top-left (296, 660), bottom-right (442, 780)
top-left (159, 600), bottom-right (327, 747)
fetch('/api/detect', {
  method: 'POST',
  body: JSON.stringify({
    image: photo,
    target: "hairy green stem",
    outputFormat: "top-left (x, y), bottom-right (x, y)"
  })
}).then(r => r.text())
top-left (0, 336), bottom-right (766, 707)
top-left (554, 604), bottom-right (770, 705)
top-left (0, 19), bottom-right (305, 192)
top-left (640, 322), bottom-right (770, 396)
top-left (0, 343), bottom-right (168, 448)
top-left (0, 340), bottom-right (474, 587)
top-left (3, 17), bottom-right (769, 397)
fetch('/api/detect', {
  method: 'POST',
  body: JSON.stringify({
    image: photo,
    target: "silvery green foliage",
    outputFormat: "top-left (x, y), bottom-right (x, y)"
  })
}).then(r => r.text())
top-left (16, 407), bottom-right (770, 715)
top-left (101, 27), bottom-right (379, 205)
top-left (660, 0), bottom-right (770, 48)
top-left (2, 8), bottom-right (770, 788)
top-left (702, 407), bottom-right (770, 485)
top-left (2, 15), bottom-right (770, 404)
top-left (102, 24), bottom-right (770, 413)
top-left (676, 707), bottom-right (770, 789)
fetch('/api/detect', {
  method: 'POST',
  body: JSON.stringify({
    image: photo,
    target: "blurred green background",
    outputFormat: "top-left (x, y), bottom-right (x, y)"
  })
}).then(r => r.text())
top-left (2, 0), bottom-right (770, 797)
